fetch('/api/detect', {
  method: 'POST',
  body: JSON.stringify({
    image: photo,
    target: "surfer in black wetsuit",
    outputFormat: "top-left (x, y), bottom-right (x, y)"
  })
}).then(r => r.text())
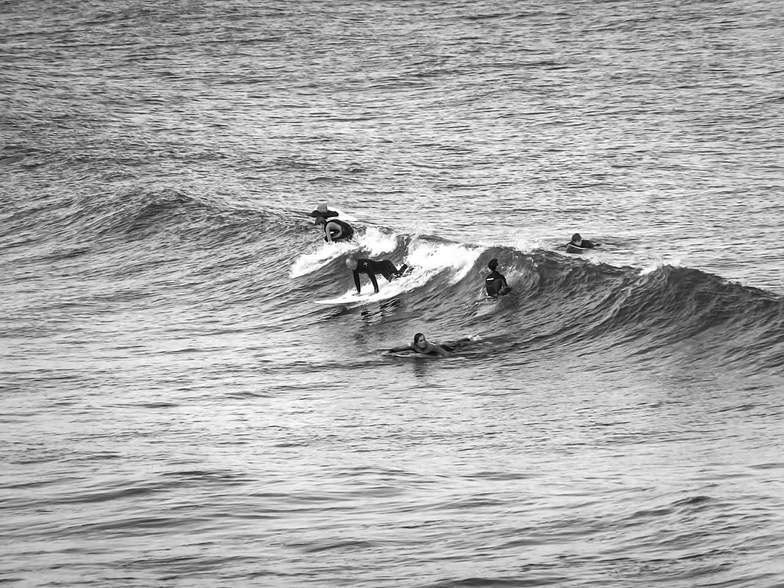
top-left (349, 257), bottom-right (409, 294)
top-left (566, 233), bottom-right (600, 253)
top-left (387, 333), bottom-right (449, 357)
top-left (387, 333), bottom-right (472, 358)
top-left (312, 207), bottom-right (354, 242)
top-left (410, 333), bottom-right (449, 357)
top-left (485, 258), bottom-right (511, 298)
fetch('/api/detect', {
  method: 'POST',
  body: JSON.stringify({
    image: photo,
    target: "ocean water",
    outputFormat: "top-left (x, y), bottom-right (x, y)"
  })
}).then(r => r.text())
top-left (2, 0), bottom-right (783, 586)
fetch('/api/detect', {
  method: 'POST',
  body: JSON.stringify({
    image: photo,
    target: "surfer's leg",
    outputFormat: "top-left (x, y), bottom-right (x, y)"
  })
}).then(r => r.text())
top-left (391, 263), bottom-right (409, 278)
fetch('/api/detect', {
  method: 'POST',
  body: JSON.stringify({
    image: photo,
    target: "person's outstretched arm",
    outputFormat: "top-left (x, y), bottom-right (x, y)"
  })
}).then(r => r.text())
top-left (324, 221), bottom-right (336, 242)
top-left (387, 344), bottom-right (414, 352)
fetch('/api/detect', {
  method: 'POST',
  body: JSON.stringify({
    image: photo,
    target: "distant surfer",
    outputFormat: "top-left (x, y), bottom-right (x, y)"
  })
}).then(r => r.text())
top-left (485, 258), bottom-right (511, 298)
top-left (311, 203), bottom-right (354, 242)
top-left (566, 233), bottom-right (600, 253)
top-left (348, 257), bottom-right (409, 294)
top-left (387, 333), bottom-right (472, 358)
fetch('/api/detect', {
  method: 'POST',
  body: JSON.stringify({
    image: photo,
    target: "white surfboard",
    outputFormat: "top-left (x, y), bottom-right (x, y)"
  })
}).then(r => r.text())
top-left (315, 267), bottom-right (420, 307)
top-left (315, 289), bottom-right (397, 307)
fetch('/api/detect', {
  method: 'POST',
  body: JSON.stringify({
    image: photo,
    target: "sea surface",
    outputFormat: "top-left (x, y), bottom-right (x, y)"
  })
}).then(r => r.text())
top-left (1, 0), bottom-right (783, 586)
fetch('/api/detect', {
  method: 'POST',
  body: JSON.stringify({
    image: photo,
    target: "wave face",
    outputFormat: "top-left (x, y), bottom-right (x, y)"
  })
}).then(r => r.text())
top-left (16, 186), bottom-right (777, 373)
top-left (6, 188), bottom-right (781, 381)
top-left (278, 207), bottom-right (784, 377)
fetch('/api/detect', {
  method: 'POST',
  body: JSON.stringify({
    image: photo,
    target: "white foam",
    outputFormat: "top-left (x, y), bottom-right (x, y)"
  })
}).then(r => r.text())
top-left (357, 226), bottom-right (397, 256)
top-left (639, 255), bottom-right (683, 276)
top-left (290, 241), bottom-right (355, 278)
top-left (406, 239), bottom-right (484, 285)
top-left (510, 236), bottom-right (546, 253)
top-left (639, 262), bottom-right (660, 276)
top-left (290, 226), bottom-right (399, 279)
top-left (316, 268), bottom-right (430, 305)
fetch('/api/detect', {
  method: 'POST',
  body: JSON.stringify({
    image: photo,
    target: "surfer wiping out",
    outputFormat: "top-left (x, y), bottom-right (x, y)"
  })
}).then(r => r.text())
top-left (310, 203), bottom-right (354, 242)
top-left (348, 257), bottom-right (409, 294)
top-left (566, 232), bottom-right (600, 253)
top-left (485, 258), bottom-right (511, 298)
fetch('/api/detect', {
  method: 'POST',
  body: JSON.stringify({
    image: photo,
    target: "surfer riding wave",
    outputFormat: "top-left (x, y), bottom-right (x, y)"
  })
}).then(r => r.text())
top-left (348, 257), bottom-right (409, 294)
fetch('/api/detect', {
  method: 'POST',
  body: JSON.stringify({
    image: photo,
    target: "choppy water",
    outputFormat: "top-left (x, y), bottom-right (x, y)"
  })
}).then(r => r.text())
top-left (2, 0), bottom-right (783, 586)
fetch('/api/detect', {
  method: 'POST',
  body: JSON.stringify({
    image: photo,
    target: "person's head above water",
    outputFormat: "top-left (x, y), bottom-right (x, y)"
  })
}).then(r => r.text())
top-left (413, 333), bottom-right (427, 348)
top-left (317, 203), bottom-right (329, 214)
top-left (488, 258), bottom-right (499, 271)
top-left (571, 233), bottom-right (582, 244)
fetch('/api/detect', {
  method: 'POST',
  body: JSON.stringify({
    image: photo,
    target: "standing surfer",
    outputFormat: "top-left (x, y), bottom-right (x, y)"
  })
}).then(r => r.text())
top-left (348, 257), bottom-right (409, 294)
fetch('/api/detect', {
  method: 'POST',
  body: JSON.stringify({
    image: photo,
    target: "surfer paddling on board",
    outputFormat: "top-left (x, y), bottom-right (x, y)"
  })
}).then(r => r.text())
top-left (485, 258), bottom-right (511, 298)
top-left (566, 233), bottom-right (600, 253)
top-left (390, 333), bottom-right (450, 357)
top-left (310, 203), bottom-right (354, 243)
top-left (387, 333), bottom-right (473, 358)
top-left (348, 257), bottom-right (409, 294)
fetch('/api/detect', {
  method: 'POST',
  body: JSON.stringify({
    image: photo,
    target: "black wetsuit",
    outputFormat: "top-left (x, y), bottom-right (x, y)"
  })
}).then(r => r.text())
top-left (309, 208), bottom-right (339, 220)
top-left (566, 239), bottom-right (597, 253)
top-left (353, 259), bottom-right (406, 293)
top-left (323, 219), bottom-right (354, 242)
top-left (485, 270), bottom-right (510, 297)
top-left (387, 337), bottom-right (472, 357)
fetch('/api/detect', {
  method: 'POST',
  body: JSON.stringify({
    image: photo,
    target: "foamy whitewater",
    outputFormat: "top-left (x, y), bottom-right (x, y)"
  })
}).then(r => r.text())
top-left (2, 1), bottom-right (783, 586)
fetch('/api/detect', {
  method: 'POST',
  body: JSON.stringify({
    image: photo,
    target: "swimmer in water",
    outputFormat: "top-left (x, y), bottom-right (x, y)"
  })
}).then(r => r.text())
top-left (411, 333), bottom-right (449, 357)
top-left (348, 257), bottom-right (409, 294)
top-left (386, 333), bottom-right (473, 358)
top-left (484, 258), bottom-right (511, 298)
top-left (387, 333), bottom-right (450, 357)
top-left (566, 233), bottom-right (600, 253)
